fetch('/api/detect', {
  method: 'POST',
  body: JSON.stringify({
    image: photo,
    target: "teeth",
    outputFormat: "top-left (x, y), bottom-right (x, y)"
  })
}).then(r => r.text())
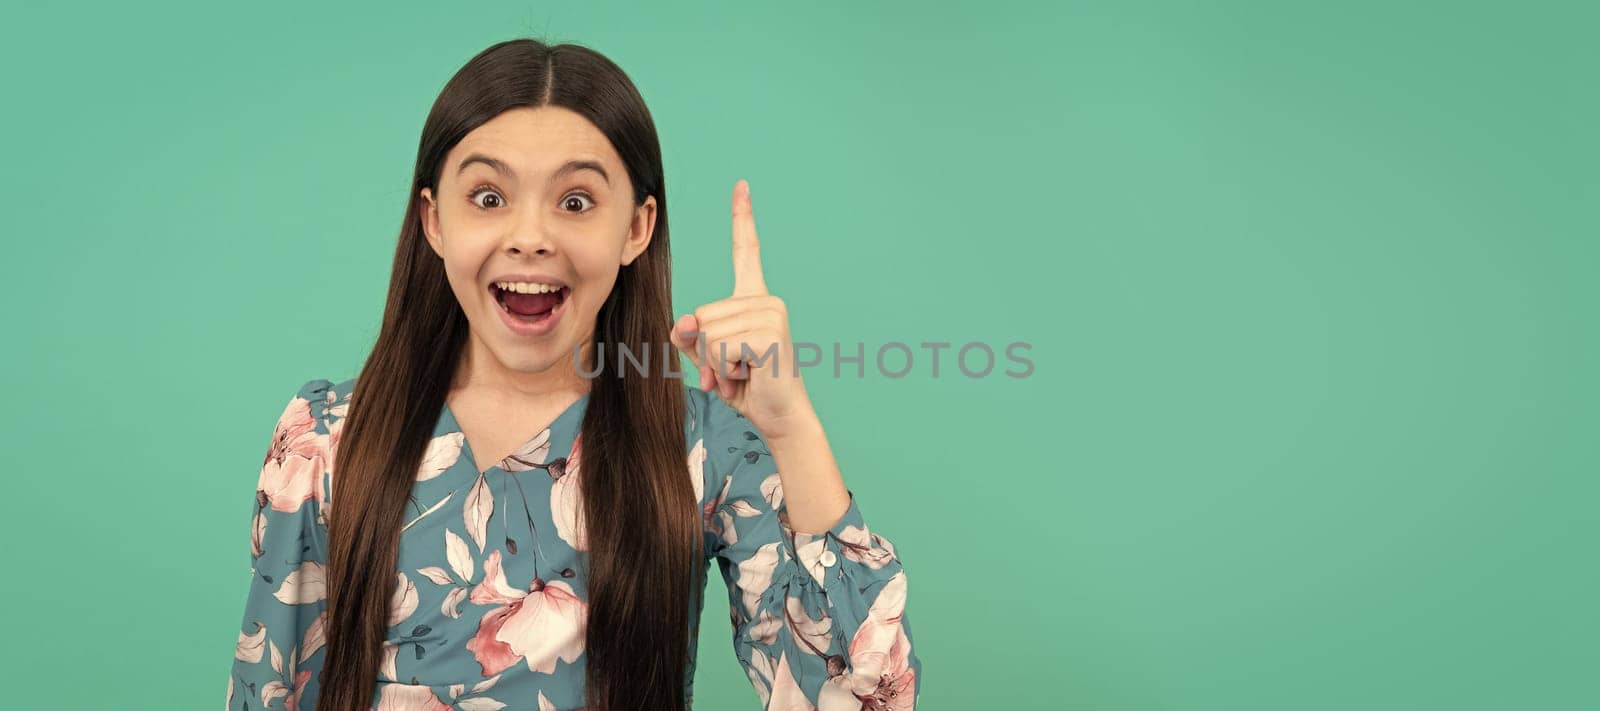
top-left (495, 282), bottom-right (563, 294)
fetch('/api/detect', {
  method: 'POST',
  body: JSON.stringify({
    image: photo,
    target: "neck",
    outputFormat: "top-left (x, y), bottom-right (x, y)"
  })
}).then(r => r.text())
top-left (452, 330), bottom-right (596, 403)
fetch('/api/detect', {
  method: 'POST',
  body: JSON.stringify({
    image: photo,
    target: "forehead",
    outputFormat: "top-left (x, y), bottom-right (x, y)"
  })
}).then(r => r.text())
top-left (447, 106), bottom-right (620, 179)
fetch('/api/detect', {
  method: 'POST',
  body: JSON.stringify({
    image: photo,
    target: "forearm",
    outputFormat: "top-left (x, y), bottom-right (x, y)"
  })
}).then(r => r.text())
top-left (763, 405), bottom-right (853, 534)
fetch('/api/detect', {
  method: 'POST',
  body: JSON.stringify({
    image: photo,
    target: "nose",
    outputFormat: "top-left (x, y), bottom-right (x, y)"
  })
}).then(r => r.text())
top-left (505, 208), bottom-right (557, 257)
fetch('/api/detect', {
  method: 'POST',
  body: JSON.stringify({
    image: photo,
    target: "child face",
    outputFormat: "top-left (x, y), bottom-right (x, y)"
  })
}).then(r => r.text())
top-left (420, 105), bottom-right (656, 378)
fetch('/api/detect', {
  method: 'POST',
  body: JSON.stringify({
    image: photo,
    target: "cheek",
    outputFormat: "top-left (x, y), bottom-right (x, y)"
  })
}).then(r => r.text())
top-left (569, 242), bottom-right (625, 296)
top-left (560, 249), bottom-right (614, 317)
top-left (435, 233), bottom-right (497, 293)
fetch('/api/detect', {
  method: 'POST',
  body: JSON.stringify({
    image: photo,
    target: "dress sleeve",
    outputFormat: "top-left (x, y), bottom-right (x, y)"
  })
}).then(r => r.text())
top-left (700, 393), bottom-right (922, 710)
top-left (227, 379), bottom-right (334, 711)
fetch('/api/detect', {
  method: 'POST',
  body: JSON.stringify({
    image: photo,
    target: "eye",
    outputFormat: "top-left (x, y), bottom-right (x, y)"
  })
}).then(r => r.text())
top-left (468, 186), bottom-right (505, 210)
top-left (561, 192), bottom-right (596, 213)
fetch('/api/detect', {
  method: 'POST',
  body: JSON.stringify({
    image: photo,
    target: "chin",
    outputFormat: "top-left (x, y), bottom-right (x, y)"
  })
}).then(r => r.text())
top-left (495, 344), bottom-right (571, 374)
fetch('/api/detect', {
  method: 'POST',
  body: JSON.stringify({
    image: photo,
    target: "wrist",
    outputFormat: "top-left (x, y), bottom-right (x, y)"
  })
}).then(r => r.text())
top-left (763, 404), bottom-right (825, 447)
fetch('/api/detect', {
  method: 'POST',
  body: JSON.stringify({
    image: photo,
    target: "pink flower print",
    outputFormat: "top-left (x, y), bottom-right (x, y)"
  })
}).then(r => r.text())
top-left (319, 391), bottom-right (347, 519)
top-left (689, 437), bottom-right (707, 505)
top-left (836, 524), bottom-right (897, 569)
top-left (766, 650), bottom-right (821, 711)
top-left (281, 669), bottom-right (314, 711)
top-left (688, 437), bottom-right (740, 544)
top-left (259, 395), bottom-right (328, 514)
top-left (706, 475), bottom-right (736, 545)
top-left (550, 434), bottom-right (586, 551)
top-left (466, 549), bottom-right (588, 677)
top-left (259, 659), bottom-right (314, 711)
top-left (843, 621), bottom-right (915, 711)
top-left (821, 571), bottom-right (916, 711)
top-left (374, 682), bottom-right (451, 711)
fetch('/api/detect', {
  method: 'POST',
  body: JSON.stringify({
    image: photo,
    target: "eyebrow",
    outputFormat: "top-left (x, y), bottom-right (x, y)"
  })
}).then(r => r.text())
top-left (455, 152), bottom-right (610, 186)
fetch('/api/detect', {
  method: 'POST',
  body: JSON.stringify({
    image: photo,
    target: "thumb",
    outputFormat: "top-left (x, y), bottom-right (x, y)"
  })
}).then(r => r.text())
top-left (670, 314), bottom-right (716, 392)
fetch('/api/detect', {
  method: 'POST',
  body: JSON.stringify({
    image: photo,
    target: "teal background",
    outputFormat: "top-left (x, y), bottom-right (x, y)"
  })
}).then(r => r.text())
top-left (2, 1), bottom-right (1594, 708)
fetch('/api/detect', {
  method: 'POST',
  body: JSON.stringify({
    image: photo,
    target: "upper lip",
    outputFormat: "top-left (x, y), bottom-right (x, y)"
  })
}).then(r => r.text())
top-left (487, 274), bottom-right (571, 291)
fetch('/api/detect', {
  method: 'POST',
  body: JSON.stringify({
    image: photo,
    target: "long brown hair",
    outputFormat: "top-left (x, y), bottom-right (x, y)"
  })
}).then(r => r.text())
top-left (316, 39), bottom-right (699, 711)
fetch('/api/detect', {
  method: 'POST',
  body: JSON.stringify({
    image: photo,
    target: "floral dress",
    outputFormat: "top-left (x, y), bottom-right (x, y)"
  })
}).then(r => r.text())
top-left (228, 377), bottom-right (921, 710)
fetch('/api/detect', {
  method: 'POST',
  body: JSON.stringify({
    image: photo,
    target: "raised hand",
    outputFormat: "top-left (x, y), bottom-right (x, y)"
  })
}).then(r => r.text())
top-left (670, 179), bottom-right (815, 439)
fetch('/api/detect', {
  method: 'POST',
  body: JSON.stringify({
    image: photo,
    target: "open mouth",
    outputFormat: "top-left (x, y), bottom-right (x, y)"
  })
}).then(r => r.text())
top-left (490, 282), bottom-right (570, 324)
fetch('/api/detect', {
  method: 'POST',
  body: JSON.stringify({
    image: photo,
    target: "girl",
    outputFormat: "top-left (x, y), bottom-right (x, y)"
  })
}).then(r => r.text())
top-left (228, 39), bottom-right (919, 711)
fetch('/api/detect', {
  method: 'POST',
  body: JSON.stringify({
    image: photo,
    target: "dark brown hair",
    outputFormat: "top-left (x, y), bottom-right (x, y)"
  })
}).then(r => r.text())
top-left (316, 38), bottom-right (699, 711)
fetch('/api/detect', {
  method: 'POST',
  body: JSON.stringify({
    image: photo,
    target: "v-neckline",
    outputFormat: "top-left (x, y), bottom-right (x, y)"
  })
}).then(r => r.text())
top-left (441, 391), bottom-right (591, 476)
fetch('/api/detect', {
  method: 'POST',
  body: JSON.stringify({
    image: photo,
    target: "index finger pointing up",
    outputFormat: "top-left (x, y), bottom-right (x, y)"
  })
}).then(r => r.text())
top-left (731, 179), bottom-right (768, 296)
